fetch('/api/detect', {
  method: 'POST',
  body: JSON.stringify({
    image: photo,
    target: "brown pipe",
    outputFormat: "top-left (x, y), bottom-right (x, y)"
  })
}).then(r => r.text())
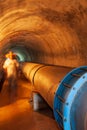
top-left (21, 62), bottom-right (73, 108)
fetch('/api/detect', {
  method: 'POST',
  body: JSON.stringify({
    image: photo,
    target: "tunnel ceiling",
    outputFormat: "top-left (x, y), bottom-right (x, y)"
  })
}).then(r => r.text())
top-left (0, 0), bottom-right (87, 67)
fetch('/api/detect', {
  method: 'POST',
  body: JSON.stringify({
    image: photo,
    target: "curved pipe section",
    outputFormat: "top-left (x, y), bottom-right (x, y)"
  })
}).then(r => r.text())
top-left (21, 62), bottom-right (87, 130)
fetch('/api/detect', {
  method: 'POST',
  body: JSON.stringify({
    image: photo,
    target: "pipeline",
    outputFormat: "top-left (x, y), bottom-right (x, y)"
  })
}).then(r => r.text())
top-left (21, 62), bottom-right (87, 130)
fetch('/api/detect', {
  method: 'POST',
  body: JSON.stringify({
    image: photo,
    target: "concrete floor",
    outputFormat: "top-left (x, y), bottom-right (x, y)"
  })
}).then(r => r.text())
top-left (0, 77), bottom-right (60, 130)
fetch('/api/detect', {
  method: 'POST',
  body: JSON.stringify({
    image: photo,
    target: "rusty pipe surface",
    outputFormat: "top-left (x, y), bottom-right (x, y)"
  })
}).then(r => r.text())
top-left (21, 62), bottom-right (73, 108)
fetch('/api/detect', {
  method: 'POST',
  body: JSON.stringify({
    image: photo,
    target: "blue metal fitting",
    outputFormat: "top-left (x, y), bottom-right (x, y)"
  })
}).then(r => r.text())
top-left (53, 66), bottom-right (87, 130)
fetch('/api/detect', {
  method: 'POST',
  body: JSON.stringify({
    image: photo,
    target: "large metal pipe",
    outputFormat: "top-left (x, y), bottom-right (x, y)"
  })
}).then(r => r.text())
top-left (21, 62), bottom-right (73, 108)
top-left (21, 62), bottom-right (87, 130)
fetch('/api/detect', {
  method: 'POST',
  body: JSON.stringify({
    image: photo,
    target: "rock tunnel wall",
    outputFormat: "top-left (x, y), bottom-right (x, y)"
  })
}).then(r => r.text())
top-left (0, 0), bottom-right (87, 67)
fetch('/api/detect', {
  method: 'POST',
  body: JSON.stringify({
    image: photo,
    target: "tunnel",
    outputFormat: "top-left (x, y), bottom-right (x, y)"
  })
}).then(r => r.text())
top-left (0, 0), bottom-right (87, 130)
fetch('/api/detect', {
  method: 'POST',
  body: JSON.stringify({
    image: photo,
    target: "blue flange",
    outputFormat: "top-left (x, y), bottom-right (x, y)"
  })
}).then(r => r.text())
top-left (53, 66), bottom-right (87, 130)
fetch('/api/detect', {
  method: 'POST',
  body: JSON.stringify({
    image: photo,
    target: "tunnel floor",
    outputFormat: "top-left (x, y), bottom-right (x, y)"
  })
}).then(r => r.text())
top-left (0, 77), bottom-right (59, 130)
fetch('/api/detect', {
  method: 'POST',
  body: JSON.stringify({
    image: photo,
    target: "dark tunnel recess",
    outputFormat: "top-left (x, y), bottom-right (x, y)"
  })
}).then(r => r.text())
top-left (0, 0), bottom-right (87, 68)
